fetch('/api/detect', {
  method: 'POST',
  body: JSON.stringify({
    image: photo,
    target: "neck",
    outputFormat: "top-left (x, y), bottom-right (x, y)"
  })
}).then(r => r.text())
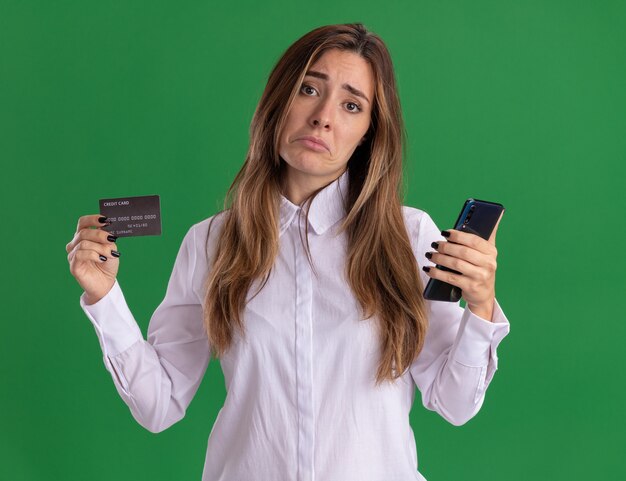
top-left (281, 167), bottom-right (347, 206)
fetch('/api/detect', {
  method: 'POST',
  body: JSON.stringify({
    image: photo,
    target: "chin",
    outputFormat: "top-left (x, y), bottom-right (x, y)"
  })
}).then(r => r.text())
top-left (281, 147), bottom-right (348, 180)
top-left (289, 162), bottom-right (339, 180)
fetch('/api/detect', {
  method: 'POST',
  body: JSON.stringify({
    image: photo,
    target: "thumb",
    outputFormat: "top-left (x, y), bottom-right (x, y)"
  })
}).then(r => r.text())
top-left (488, 209), bottom-right (505, 244)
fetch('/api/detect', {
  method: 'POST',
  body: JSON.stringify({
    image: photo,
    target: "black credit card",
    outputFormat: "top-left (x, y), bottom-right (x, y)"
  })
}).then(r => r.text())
top-left (99, 195), bottom-right (162, 237)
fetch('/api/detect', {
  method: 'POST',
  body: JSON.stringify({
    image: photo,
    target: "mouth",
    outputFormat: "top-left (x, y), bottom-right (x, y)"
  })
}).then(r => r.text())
top-left (294, 135), bottom-right (330, 152)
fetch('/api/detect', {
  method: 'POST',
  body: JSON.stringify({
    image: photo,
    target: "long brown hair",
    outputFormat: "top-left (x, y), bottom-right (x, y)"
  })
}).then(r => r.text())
top-left (202, 23), bottom-right (428, 385)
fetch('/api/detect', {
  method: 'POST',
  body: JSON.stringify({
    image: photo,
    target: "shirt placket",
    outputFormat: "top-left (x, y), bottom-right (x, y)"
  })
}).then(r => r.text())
top-left (292, 215), bottom-right (315, 481)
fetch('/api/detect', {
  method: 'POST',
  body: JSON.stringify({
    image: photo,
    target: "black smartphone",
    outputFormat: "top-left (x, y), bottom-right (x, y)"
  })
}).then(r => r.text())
top-left (422, 198), bottom-right (505, 302)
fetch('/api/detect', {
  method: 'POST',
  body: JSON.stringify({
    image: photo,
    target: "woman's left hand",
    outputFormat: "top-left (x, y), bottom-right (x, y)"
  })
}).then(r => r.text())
top-left (423, 211), bottom-right (504, 321)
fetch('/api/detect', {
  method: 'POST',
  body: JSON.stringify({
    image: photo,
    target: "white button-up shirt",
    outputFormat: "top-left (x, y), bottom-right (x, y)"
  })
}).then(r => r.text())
top-left (80, 169), bottom-right (510, 481)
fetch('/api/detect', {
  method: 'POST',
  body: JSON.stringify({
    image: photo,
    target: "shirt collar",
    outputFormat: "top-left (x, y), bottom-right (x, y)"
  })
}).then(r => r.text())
top-left (279, 169), bottom-right (349, 236)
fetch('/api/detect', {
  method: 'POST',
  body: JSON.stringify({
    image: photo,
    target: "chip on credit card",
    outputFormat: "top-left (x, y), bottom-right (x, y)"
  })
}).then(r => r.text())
top-left (99, 195), bottom-right (161, 237)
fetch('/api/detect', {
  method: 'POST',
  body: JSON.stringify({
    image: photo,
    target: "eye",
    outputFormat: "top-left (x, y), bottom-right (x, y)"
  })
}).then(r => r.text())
top-left (300, 84), bottom-right (318, 96)
top-left (345, 101), bottom-right (362, 113)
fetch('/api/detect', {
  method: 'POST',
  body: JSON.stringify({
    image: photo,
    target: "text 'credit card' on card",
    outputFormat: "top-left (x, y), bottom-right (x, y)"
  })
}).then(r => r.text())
top-left (99, 195), bottom-right (162, 237)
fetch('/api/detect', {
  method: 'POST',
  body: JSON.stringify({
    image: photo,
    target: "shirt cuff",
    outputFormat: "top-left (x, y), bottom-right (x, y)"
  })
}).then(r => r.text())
top-left (449, 298), bottom-right (510, 396)
top-left (80, 279), bottom-right (144, 357)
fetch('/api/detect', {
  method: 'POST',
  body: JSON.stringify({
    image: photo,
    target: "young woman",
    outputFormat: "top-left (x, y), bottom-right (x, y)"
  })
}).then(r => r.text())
top-left (66, 23), bottom-right (510, 481)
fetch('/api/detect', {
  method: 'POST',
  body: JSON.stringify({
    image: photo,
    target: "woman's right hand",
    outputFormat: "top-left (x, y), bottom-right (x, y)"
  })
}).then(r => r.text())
top-left (67, 215), bottom-right (121, 305)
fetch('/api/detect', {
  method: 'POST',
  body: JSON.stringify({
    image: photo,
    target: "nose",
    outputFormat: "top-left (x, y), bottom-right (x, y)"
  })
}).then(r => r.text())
top-left (309, 98), bottom-right (333, 129)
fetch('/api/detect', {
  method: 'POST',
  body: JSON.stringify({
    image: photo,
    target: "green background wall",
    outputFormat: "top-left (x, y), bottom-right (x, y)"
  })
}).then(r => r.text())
top-left (1, 1), bottom-right (624, 479)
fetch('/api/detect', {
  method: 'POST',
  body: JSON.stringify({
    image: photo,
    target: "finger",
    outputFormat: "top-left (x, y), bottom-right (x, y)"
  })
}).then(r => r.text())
top-left (430, 240), bottom-right (491, 268)
top-left (69, 248), bottom-right (110, 274)
top-left (67, 225), bottom-right (118, 254)
top-left (430, 249), bottom-right (496, 287)
top-left (75, 214), bottom-right (112, 235)
top-left (441, 229), bottom-right (496, 256)
top-left (68, 245), bottom-right (106, 264)
top-left (422, 264), bottom-right (470, 292)
top-left (426, 250), bottom-right (490, 280)
top-left (488, 210), bottom-right (505, 244)
top-left (70, 239), bottom-right (117, 260)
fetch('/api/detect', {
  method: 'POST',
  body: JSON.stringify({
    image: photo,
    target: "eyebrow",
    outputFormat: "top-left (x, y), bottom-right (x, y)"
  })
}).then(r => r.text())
top-left (304, 70), bottom-right (371, 104)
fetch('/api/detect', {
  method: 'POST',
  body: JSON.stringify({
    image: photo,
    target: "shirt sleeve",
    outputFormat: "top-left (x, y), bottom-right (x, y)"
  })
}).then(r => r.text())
top-left (407, 209), bottom-right (510, 426)
top-left (79, 224), bottom-right (211, 433)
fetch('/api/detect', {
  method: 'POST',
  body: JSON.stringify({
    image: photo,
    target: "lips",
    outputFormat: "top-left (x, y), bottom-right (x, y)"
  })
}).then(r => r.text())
top-left (295, 135), bottom-right (330, 152)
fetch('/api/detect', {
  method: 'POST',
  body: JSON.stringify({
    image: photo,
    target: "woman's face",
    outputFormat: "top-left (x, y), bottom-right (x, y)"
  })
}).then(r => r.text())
top-left (278, 48), bottom-right (374, 186)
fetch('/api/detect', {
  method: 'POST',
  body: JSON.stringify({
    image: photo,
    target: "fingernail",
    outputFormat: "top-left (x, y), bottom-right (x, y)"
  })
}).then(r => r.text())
top-left (99, 255), bottom-right (107, 261)
top-left (107, 235), bottom-right (118, 242)
top-left (441, 230), bottom-right (450, 238)
top-left (422, 266), bottom-right (431, 272)
top-left (425, 252), bottom-right (432, 259)
top-left (98, 216), bottom-right (108, 223)
top-left (431, 241), bottom-right (439, 250)
top-left (111, 250), bottom-right (120, 258)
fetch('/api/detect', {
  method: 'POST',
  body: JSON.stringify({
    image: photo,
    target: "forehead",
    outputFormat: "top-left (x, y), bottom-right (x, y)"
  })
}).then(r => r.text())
top-left (308, 49), bottom-right (374, 94)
